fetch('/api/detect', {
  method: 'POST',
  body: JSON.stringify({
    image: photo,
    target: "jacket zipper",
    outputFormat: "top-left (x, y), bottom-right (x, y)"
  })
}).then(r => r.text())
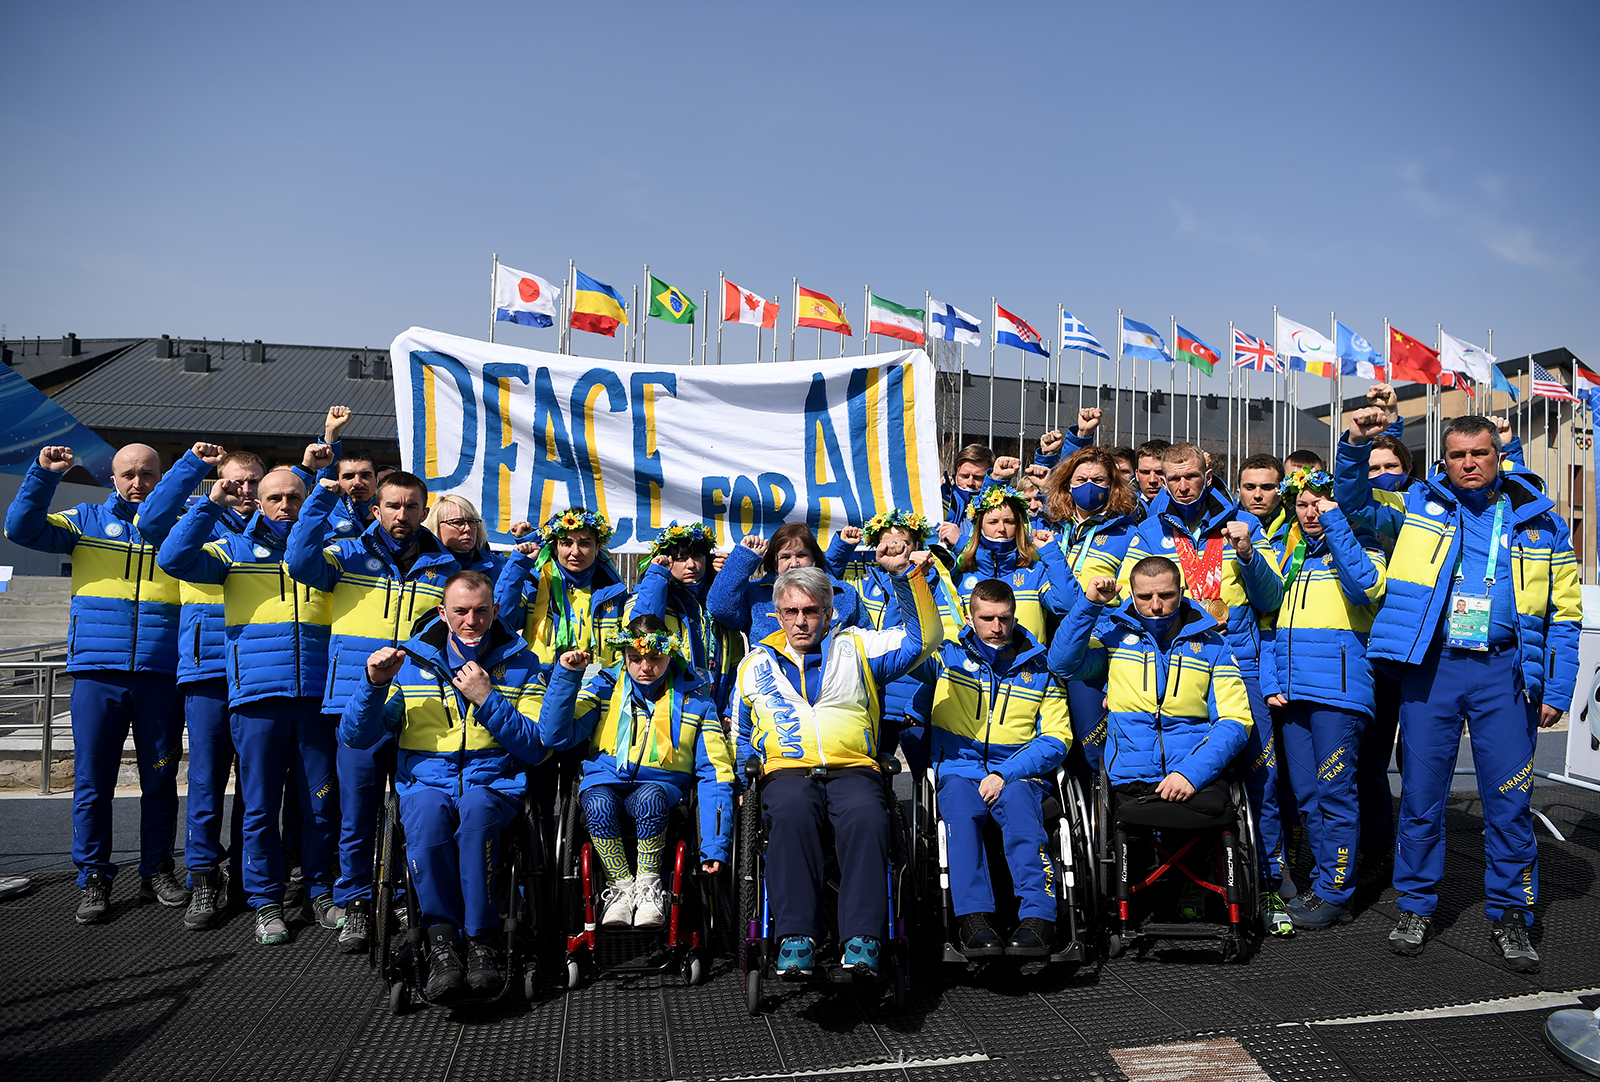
top-left (129, 537), bottom-right (143, 663)
top-left (232, 645), bottom-right (241, 691)
top-left (191, 621), bottom-right (202, 666)
top-left (291, 572), bottom-right (302, 698)
top-left (1340, 645), bottom-right (1347, 694)
top-left (1430, 528), bottom-right (1448, 565)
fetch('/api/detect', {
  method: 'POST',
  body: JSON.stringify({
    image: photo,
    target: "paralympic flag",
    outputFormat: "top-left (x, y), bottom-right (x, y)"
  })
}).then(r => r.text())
top-left (1174, 325), bottom-right (1220, 375)
top-left (995, 305), bottom-right (1047, 356)
top-left (1060, 310), bottom-right (1109, 359)
top-left (1275, 314), bottom-right (1336, 377)
top-left (1336, 322), bottom-right (1387, 381)
top-left (494, 264), bottom-right (561, 328)
top-left (571, 269), bottom-right (629, 337)
top-left (930, 299), bottom-right (981, 345)
top-left (1120, 316), bottom-right (1173, 364)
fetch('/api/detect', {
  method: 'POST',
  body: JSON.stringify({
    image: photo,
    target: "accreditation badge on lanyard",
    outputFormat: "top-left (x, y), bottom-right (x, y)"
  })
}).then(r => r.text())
top-left (1445, 498), bottom-right (1505, 652)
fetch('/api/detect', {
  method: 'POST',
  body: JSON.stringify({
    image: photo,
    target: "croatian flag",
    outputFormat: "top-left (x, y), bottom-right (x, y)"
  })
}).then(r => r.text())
top-left (995, 305), bottom-right (1048, 356)
top-left (1120, 316), bottom-right (1173, 364)
top-left (494, 264), bottom-right (561, 328)
top-left (930, 298), bottom-right (981, 345)
top-left (1336, 321), bottom-right (1387, 381)
top-left (1060, 310), bottom-right (1109, 359)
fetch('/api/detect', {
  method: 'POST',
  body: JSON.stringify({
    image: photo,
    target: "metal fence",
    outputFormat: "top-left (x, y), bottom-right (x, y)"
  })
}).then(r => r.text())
top-left (0, 641), bottom-right (68, 795)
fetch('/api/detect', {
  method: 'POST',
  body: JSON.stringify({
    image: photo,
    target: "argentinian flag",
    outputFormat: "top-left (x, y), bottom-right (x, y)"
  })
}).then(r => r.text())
top-left (1120, 316), bottom-right (1173, 363)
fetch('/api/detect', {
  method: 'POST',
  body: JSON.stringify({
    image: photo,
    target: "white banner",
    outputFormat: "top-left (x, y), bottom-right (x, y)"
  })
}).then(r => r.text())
top-left (390, 327), bottom-right (941, 552)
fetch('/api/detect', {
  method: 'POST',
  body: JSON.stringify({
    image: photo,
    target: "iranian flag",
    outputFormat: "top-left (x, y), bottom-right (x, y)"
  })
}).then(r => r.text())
top-left (867, 293), bottom-right (926, 346)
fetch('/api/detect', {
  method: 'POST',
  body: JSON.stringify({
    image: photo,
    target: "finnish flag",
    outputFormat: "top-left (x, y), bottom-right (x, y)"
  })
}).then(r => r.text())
top-left (930, 299), bottom-right (981, 346)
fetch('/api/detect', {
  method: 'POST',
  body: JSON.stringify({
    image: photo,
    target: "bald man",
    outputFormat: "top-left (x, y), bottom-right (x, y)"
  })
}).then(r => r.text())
top-left (4, 443), bottom-right (189, 924)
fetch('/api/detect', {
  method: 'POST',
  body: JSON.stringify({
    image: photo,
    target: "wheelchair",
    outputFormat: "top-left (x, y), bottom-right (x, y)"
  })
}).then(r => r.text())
top-left (1091, 768), bottom-right (1259, 962)
top-left (554, 768), bottom-right (717, 989)
top-left (915, 766), bottom-right (1098, 971)
top-left (737, 757), bottom-right (911, 1015)
top-left (370, 774), bottom-right (548, 1014)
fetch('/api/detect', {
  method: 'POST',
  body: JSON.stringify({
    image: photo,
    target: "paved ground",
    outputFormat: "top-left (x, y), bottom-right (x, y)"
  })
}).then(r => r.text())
top-left (1, 783), bottom-right (1597, 1082)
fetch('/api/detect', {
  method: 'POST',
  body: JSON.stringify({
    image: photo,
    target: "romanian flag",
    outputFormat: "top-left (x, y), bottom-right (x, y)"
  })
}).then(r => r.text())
top-left (571, 269), bottom-right (629, 337)
top-left (796, 285), bottom-right (852, 335)
top-left (1174, 325), bottom-right (1220, 375)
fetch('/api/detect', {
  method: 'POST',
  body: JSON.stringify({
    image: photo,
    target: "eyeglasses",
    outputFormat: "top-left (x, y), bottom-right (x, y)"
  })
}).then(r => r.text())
top-left (438, 517), bottom-right (478, 529)
top-left (777, 606), bottom-right (829, 620)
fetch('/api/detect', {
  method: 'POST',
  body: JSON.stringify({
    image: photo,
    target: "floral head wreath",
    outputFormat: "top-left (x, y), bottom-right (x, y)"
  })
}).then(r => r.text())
top-left (542, 507), bottom-right (614, 547)
top-left (607, 629), bottom-right (684, 657)
top-left (646, 521), bottom-right (716, 559)
top-left (1278, 466), bottom-right (1334, 500)
top-left (968, 485), bottom-right (1027, 521)
top-left (863, 509), bottom-right (930, 545)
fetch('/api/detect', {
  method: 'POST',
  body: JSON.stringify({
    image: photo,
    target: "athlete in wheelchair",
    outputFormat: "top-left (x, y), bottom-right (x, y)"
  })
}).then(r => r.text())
top-left (734, 559), bottom-right (941, 1011)
top-left (541, 614), bottom-right (734, 987)
top-left (910, 577), bottom-right (1096, 967)
top-left (1049, 558), bottom-right (1259, 961)
top-left (342, 569), bottom-right (556, 1009)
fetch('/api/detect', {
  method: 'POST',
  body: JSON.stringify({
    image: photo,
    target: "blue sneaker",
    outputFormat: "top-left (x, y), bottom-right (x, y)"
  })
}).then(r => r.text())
top-left (839, 935), bottom-right (881, 977)
top-left (775, 935), bottom-right (815, 978)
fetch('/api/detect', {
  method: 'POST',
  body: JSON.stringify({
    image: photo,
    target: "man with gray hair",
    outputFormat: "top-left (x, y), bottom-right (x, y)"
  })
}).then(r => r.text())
top-left (734, 556), bottom-right (942, 980)
top-left (1340, 408), bottom-right (1581, 972)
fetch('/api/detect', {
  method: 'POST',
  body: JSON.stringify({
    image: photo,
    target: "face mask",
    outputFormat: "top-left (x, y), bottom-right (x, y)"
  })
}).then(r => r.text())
top-left (1173, 493), bottom-right (1205, 522)
top-left (979, 533), bottom-right (1013, 552)
top-left (259, 516), bottom-right (291, 541)
top-left (446, 632), bottom-right (480, 671)
top-left (1370, 471), bottom-right (1408, 491)
top-left (971, 636), bottom-right (1004, 666)
top-left (1139, 610), bottom-right (1180, 641)
top-left (1071, 480), bottom-right (1109, 512)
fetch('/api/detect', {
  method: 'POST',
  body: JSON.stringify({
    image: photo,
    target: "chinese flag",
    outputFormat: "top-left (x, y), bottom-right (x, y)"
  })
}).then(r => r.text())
top-left (1389, 326), bottom-right (1441, 384)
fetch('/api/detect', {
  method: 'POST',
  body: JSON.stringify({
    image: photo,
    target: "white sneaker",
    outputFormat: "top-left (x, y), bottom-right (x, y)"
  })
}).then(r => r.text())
top-left (600, 878), bottom-right (635, 927)
top-left (632, 874), bottom-right (666, 928)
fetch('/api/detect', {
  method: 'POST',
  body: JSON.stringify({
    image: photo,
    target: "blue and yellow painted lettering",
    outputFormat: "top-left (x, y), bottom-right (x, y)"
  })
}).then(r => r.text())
top-left (571, 368), bottom-right (629, 543)
top-left (803, 373), bottom-right (859, 543)
top-left (480, 362), bottom-right (528, 535)
top-left (410, 350), bottom-right (477, 488)
top-left (631, 371), bottom-right (676, 547)
top-left (528, 367), bottom-right (584, 529)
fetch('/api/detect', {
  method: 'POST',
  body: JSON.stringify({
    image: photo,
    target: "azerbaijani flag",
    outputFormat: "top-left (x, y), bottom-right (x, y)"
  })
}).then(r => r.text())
top-left (1174, 325), bottom-right (1220, 375)
top-left (867, 293), bottom-right (925, 345)
top-left (796, 286), bottom-right (851, 335)
top-left (571, 269), bottom-right (629, 337)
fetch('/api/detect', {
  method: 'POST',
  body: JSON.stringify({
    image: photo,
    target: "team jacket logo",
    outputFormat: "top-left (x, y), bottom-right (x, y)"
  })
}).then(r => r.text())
top-left (254, 546), bottom-right (271, 558)
top-left (365, 557), bottom-right (382, 571)
top-left (1190, 642), bottom-right (1203, 655)
top-left (753, 660), bottom-right (804, 758)
top-left (1012, 573), bottom-right (1025, 587)
top-left (105, 522), bottom-right (123, 537)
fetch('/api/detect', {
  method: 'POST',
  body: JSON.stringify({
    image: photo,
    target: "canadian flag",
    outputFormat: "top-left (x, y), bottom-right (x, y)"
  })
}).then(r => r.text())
top-left (723, 279), bottom-right (780, 329)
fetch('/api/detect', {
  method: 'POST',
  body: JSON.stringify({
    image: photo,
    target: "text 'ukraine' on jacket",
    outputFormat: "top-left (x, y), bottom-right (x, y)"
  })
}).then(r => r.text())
top-left (339, 618), bottom-right (553, 800)
top-left (285, 481), bottom-right (460, 714)
top-left (4, 462), bottom-right (181, 674)
top-left (734, 568), bottom-right (942, 774)
top-left (706, 541), bottom-right (867, 646)
top-left (540, 656), bottom-right (736, 865)
top-left (1048, 588), bottom-right (1254, 792)
top-left (157, 501), bottom-right (333, 706)
top-left (916, 624), bottom-right (1072, 785)
top-left (494, 549), bottom-right (630, 669)
top-left (1259, 505), bottom-right (1387, 717)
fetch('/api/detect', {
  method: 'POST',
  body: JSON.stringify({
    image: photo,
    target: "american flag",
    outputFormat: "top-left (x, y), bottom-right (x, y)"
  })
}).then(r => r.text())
top-left (1232, 329), bottom-right (1279, 372)
top-left (1530, 361), bottom-right (1580, 403)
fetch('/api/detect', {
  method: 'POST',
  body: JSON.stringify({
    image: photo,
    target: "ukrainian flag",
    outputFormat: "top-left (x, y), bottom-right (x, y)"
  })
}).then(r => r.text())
top-left (572, 269), bottom-right (629, 337)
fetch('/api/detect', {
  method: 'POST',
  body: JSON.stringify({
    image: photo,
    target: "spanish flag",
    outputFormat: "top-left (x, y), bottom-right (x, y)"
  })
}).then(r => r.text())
top-left (571, 269), bottom-right (629, 337)
top-left (795, 285), bottom-right (851, 335)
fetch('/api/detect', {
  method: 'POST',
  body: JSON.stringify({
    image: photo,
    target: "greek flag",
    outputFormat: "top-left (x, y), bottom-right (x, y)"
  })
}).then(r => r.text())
top-left (929, 299), bottom-right (981, 346)
top-left (1060, 310), bottom-right (1109, 359)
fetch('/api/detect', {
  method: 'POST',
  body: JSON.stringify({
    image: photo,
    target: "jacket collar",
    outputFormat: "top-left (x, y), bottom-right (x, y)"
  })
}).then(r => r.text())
top-left (408, 615), bottom-right (525, 672)
top-left (361, 521), bottom-right (456, 575)
top-left (1105, 597), bottom-right (1218, 643)
top-left (1149, 486), bottom-right (1240, 537)
top-left (957, 623), bottom-right (1045, 671)
top-left (1418, 470), bottom-right (1554, 525)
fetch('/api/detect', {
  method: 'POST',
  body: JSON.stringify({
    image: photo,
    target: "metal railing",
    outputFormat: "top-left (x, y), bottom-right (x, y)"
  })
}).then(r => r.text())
top-left (0, 641), bottom-right (69, 795)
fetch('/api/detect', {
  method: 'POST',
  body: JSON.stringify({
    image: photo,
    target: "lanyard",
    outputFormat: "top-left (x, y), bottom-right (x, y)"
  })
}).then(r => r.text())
top-left (1070, 519), bottom-right (1102, 575)
top-left (1452, 496), bottom-right (1506, 589)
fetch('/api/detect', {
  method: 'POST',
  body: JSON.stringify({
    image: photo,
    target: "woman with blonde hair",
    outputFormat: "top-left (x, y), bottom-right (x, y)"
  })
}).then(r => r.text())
top-left (953, 487), bottom-right (1069, 641)
top-left (422, 494), bottom-right (505, 576)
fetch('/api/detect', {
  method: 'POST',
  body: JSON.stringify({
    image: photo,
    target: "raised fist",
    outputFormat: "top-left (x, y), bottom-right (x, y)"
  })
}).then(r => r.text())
top-left (1085, 576), bottom-right (1118, 605)
top-left (651, 553), bottom-right (672, 567)
top-left (319, 478), bottom-right (341, 492)
top-left (1032, 528), bottom-right (1055, 547)
top-left (1316, 497), bottom-right (1337, 515)
top-left (1221, 520), bottom-right (1253, 557)
top-left (559, 649), bottom-right (592, 672)
top-left (304, 443), bottom-right (335, 471)
top-left (209, 477), bottom-right (248, 508)
top-left (991, 456), bottom-right (1022, 480)
top-left (1077, 407), bottom-right (1103, 436)
top-left (839, 525), bottom-right (863, 546)
top-left (1024, 463), bottom-right (1050, 481)
top-left (324, 405), bottom-right (353, 440)
top-left (1347, 407), bottom-right (1390, 445)
top-left (508, 520), bottom-right (535, 539)
top-left (711, 552), bottom-right (727, 575)
top-left (1366, 383), bottom-right (1398, 412)
top-left (191, 442), bottom-right (225, 466)
top-left (904, 550), bottom-right (934, 578)
top-left (1038, 430), bottom-right (1064, 456)
top-left (740, 535), bottom-right (767, 555)
top-left (1490, 416), bottom-right (1512, 445)
top-left (513, 540), bottom-right (540, 556)
top-left (37, 446), bottom-right (74, 473)
top-left (936, 521), bottom-right (961, 547)
top-left (365, 646), bottom-right (406, 685)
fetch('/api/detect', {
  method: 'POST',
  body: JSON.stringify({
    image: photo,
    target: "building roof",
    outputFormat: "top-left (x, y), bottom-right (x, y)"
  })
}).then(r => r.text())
top-left (2, 336), bottom-right (142, 391)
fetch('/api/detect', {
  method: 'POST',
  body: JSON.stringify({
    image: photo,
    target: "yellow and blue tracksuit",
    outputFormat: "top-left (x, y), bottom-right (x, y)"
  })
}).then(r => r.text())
top-left (286, 480), bottom-right (461, 906)
top-left (494, 551), bottom-right (630, 669)
top-left (541, 656), bottom-right (735, 867)
top-left (628, 562), bottom-right (743, 719)
top-left (706, 542), bottom-right (867, 646)
top-left (1048, 591), bottom-right (1254, 793)
top-left (954, 537), bottom-right (1071, 643)
top-left (340, 620), bottom-right (553, 937)
top-left (1054, 510), bottom-right (1139, 774)
top-left (1259, 507), bottom-right (1387, 908)
top-left (919, 626), bottom-right (1071, 920)
top-left (1339, 445), bottom-right (1582, 922)
top-left (1118, 487), bottom-right (1285, 881)
top-left (4, 462), bottom-right (183, 887)
top-left (159, 502), bottom-right (340, 909)
top-left (735, 569), bottom-right (940, 943)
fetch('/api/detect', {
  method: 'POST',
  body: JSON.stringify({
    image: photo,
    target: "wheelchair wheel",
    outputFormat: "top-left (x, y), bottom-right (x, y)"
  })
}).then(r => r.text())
top-left (374, 790), bottom-right (402, 976)
top-left (890, 951), bottom-right (908, 1011)
top-left (1093, 772), bottom-right (1113, 901)
top-left (745, 969), bottom-right (762, 1015)
top-left (388, 979), bottom-right (409, 1015)
top-left (566, 958), bottom-right (581, 990)
top-left (737, 789), bottom-right (762, 945)
top-left (522, 962), bottom-right (539, 1002)
top-left (683, 952), bottom-right (704, 986)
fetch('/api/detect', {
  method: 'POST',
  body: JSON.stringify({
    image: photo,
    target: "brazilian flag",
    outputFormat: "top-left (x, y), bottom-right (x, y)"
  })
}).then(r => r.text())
top-left (647, 275), bottom-right (697, 324)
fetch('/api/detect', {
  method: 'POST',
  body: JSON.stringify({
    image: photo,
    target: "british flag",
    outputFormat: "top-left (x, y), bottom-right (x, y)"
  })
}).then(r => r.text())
top-left (1531, 361), bottom-right (1580, 403)
top-left (1439, 371), bottom-right (1476, 399)
top-left (1232, 329), bottom-right (1280, 372)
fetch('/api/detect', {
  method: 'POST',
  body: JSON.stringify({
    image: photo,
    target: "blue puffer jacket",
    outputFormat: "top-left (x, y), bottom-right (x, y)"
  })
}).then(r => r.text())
top-left (1048, 589), bottom-right (1254, 791)
top-left (158, 502), bottom-right (333, 706)
top-left (339, 618), bottom-right (553, 799)
top-left (4, 463), bottom-right (181, 674)
top-left (953, 536), bottom-right (1071, 642)
top-left (628, 562), bottom-right (742, 716)
top-left (705, 542), bottom-right (865, 644)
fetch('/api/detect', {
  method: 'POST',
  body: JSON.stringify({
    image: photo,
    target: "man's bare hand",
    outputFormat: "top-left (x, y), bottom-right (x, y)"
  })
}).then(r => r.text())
top-left (1038, 430), bottom-right (1064, 456)
top-left (319, 478), bottom-right (341, 492)
top-left (1155, 772), bottom-right (1195, 802)
top-left (1539, 704), bottom-right (1563, 728)
top-left (559, 650), bottom-right (592, 672)
top-left (839, 526), bottom-right (863, 546)
top-left (452, 661), bottom-right (493, 706)
top-left (37, 446), bottom-right (74, 473)
top-left (209, 478), bottom-right (248, 508)
top-left (366, 646), bottom-right (406, 685)
top-left (936, 521), bottom-right (961, 547)
top-left (324, 405), bottom-right (352, 442)
top-left (1366, 383), bottom-right (1398, 413)
top-left (508, 520), bottom-right (535, 539)
top-left (978, 773), bottom-right (1005, 805)
top-left (1024, 463), bottom-right (1051, 481)
top-left (1085, 576), bottom-right (1118, 605)
top-left (990, 456), bottom-right (1022, 480)
top-left (1266, 694), bottom-right (1288, 709)
top-left (513, 540), bottom-right (540, 556)
top-left (191, 442), bottom-right (225, 466)
top-left (905, 550), bottom-right (934, 578)
top-left (1348, 407), bottom-right (1389, 445)
top-left (1221, 520), bottom-right (1253, 559)
top-left (1077, 406), bottom-right (1103, 436)
top-left (701, 860), bottom-right (723, 875)
top-left (304, 443), bottom-right (334, 472)
top-left (1491, 416), bottom-right (1513, 446)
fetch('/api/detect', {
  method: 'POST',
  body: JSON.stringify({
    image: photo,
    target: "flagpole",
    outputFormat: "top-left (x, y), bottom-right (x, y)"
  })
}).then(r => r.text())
top-left (565, 259), bottom-right (576, 355)
top-left (839, 304), bottom-right (847, 358)
top-left (988, 298), bottom-right (997, 447)
top-left (699, 289), bottom-right (708, 365)
top-left (1271, 307), bottom-right (1280, 458)
top-left (489, 253), bottom-right (499, 343)
top-left (772, 298), bottom-right (779, 364)
top-left (1185, 348), bottom-right (1193, 445)
top-left (1114, 309), bottom-right (1123, 447)
top-left (790, 278), bottom-right (798, 363)
top-left (864, 286), bottom-right (870, 356)
top-left (958, 341), bottom-right (967, 457)
top-left (716, 272), bottom-right (724, 366)
top-left (1330, 311), bottom-right (1339, 468)
top-left (756, 321), bottom-right (762, 365)
top-left (1227, 322), bottom-right (1237, 469)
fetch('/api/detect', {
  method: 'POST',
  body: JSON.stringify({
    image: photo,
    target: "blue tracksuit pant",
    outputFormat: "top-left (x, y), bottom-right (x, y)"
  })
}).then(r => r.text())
top-left (1278, 701), bottom-right (1366, 907)
top-left (333, 730), bottom-right (395, 906)
top-left (1239, 671), bottom-right (1289, 887)
top-left (231, 697), bottom-right (339, 909)
top-left (763, 768), bottom-right (889, 943)
top-left (400, 785), bottom-right (519, 937)
top-left (1356, 671), bottom-right (1401, 855)
top-left (182, 679), bottom-right (244, 885)
top-left (69, 671), bottom-right (183, 886)
top-left (1395, 646), bottom-right (1539, 923)
top-left (1065, 679), bottom-right (1107, 776)
top-left (938, 774), bottom-right (1054, 921)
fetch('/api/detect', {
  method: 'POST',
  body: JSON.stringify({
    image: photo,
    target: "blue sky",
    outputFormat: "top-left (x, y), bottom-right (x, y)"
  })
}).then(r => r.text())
top-left (3, 2), bottom-right (1595, 401)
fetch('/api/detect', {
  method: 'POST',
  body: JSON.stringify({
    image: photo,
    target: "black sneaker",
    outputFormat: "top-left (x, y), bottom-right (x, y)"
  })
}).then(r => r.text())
top-left (464, 937), bottom-right (503, 994)
top-left (140, 860), bottom-right (191, 908)
top-left (1006, 917), bottom-right (1055, 958)
top-left (338, 898), bottom-right (370, 954)
top-left (1489, 909), bottom-right (1540, 974)
top-left (424, 925), bottom-right (467, 1002)
top-left (1388, 911), bottom-right (1433, 956)
top-left (185, 869), bottom-right (225, 931)
top-left (957, 912), bottom-right (1005, 957)
top-left (76, 873), bottom-right (111, 925)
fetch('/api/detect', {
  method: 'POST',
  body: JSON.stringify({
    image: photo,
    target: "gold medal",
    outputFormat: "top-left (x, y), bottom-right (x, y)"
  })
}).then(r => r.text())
top-left (1201, 598), bottom-right (1229, 623)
